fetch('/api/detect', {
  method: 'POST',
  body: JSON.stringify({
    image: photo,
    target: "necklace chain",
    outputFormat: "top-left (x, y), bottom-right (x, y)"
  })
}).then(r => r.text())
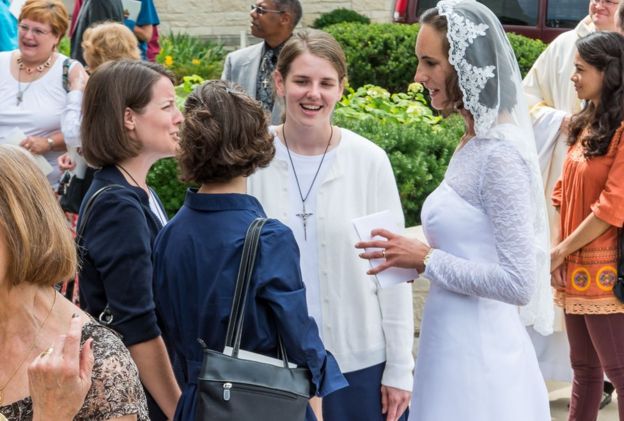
top-left (117, 164), bottom-right (144, 190)
top-left (15, 55), bottom-right (53, 106)
top-left (282, 125), bottom-right (333, 205)
top-left (282, 125), bottom-right (333, 241)
top-left (0, 289), bottom-right (57, 406)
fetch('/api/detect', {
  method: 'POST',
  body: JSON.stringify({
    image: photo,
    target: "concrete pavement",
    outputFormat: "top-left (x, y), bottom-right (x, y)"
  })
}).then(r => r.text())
top-left (549, 381), bottom-right (618, 420)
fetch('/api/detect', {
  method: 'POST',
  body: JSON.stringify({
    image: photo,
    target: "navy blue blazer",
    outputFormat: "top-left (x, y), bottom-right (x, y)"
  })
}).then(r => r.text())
top-left (78, 165), bottom-right (165, 346)
top-left (153, 190), bottom-right (347, 421)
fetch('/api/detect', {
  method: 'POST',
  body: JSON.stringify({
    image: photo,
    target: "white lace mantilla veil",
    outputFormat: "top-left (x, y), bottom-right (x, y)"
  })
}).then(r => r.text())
top-left (437, 0), bottom-right (554, 335)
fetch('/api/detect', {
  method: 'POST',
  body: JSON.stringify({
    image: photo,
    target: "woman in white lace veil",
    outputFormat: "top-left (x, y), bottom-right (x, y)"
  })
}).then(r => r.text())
top-left (357, 0), bottom-right (552, 419)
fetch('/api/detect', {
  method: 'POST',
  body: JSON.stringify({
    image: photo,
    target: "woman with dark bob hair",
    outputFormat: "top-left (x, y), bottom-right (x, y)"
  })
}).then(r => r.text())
top-left (78, 59), bottom-right (182, 420)
top-left (551, 31), bottom-right (624, 419)
top-left (152, 79), bottom-right (347, 420)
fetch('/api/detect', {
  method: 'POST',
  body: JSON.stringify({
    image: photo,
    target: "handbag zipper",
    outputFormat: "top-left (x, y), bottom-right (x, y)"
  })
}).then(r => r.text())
top-left (220, 382), bottom-right (300, 401)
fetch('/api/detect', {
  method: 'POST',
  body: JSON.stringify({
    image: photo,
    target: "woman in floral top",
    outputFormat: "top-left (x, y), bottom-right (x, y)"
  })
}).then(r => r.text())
top-left (551, 31), bottom-right (624, 419)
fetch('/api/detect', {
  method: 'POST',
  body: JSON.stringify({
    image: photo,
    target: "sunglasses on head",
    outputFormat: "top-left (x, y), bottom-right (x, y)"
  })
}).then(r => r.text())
top-left (250, 4), bottom-right (284, 15)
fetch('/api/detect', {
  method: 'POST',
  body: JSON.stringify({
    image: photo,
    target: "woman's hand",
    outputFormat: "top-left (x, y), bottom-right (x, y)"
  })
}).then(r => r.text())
top-left (68, 65), bottom-right (88, 92)
top-left (29, 315), bottom-right (94, 421)
top-left (20, 136), bottom-right (52, 155)
top-left (550, 247), bottom-right (565, 274)
top-left (355, 228), bottom-right (430, 275)
top-left (58, 152), bottom-right (76, 171)
top-left (381, 385), bottom-right (411, 421)
top-left (551, 265), bottom-right (566, 289)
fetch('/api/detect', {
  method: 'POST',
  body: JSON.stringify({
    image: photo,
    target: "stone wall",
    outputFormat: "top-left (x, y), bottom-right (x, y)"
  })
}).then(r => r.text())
top-left (153, 0), bottom-right (395, 46)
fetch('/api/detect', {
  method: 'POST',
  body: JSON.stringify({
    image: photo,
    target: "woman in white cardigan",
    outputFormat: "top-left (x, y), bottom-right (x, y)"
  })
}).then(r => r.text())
top-left (247, 28), bottom-right (414, 421)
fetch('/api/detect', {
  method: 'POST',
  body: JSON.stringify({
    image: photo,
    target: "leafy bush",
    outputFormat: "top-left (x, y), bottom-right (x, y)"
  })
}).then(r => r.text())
top-left (58, 37), bottom-right (70, 56)
top-left (334, 114), bottom-right (463, 226)
top-left (326, 23), bottom-right (547, 92)
top-left (507, 32), bottom-right (547, 77)
top-left (325, 22), bottom-right (418, 93)
top-left (335, 83), bottom-right (441, 126)
top-left (157, 32), bottom-right (226, 82)
top-left (312, 8), bottom-right (370, 29)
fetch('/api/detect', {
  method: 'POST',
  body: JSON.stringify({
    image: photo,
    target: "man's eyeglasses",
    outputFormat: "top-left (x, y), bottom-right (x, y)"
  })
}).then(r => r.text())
top-left (250, 4), bottom-right (284, 15)
top-left (18, 23), bottom-right (51, 37)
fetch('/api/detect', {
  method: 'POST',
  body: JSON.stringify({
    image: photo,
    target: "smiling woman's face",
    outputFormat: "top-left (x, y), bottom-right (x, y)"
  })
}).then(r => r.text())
top-left (413, 23), bottom-right (455, 111)
top-left (18, 18), bottom-right (60, 62)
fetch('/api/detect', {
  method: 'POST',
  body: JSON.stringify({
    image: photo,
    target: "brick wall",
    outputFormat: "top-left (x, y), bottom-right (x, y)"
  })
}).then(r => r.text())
top-left (153, 0), bottom-right (394, 46)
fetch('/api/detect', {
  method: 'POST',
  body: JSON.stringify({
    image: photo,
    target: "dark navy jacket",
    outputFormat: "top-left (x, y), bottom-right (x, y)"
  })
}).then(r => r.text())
top-left (78, 165), bottom-right (165, 345)
top-left (153, 190), bottom-right (347, 421)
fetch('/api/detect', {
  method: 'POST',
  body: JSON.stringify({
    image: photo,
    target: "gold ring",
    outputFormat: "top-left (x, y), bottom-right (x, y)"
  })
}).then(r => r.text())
top-left (39, 347), bottom-right (53, 358)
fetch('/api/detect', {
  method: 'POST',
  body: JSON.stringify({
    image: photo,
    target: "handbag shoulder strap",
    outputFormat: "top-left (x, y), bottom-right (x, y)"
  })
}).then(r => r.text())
top-left (76, 184), bottom-right (125, 246)
top-left (224, 218), bottom-right (267, 352)
top-left (62, 58), bottom-right (76, 93)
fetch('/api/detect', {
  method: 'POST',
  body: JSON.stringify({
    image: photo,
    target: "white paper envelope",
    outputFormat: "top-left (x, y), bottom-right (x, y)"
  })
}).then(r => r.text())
top-left (352, 210), bottom-right (419, 288)
top-left (1, 127), bottom-right (53, 176)
top-left (223, 346), bottom-right (297, 368)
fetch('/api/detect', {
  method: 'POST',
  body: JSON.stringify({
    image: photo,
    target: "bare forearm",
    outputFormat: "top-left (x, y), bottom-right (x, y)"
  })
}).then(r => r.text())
top-left (133, 25), bottom-right (153, 42)
top-left (128, 337), bottom-right (180, 419)
top-left (556, 212), bottom-right (611, 258)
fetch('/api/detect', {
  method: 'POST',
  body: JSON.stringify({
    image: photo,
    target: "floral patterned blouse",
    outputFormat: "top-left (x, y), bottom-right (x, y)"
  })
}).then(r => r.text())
top-left (0, 321), bottom-right (149, 420)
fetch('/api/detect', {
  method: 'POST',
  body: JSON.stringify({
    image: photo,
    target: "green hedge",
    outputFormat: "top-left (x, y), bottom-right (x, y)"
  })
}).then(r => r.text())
top-left (325, 23), bottom-right (547, 93)
top-left (312, 8), bottom-right (370, 29)
top-left (334, 114), bottom-right (462, 226)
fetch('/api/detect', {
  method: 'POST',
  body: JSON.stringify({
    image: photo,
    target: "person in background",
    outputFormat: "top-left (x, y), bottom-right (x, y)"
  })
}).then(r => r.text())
top-left (522, 0), bottom-right (618, 406)
top-left (124, 0), bottom-right (159, 61)
top-left (0, 144), bottom-right (148, 421)
top-left (153, 79), bottom-right (347, 420)
top-left (78, 59), bottom-right (182, 421)
top-left (551, 31), bottom-right (624, 420)
top-left (70, 0), bottom-right (124, 65)
top-left (146, 24), bottom-right (159, 62)
top-left (616, 0), bottom-right (624, 32)
top-left (0, 0), bottom-right (17, 51)
top-left (221, 0), bottom-right (302, 125)
top-left (0, 0), bottom-right (87, 187)
top-left (248, 29), bottom-right (414, 421)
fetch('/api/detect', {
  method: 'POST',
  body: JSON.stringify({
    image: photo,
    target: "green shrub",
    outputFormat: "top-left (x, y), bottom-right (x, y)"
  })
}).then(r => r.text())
top-left (148, 158), bottom-right (188, 217)
top-left (157, 32), bottom-right (225, 82)
top-left (312, 8), bottom-right (370, 29)
top-left (507, 33), bottom-right (547, 77)
top-left (334, 114), bottom-right (463, 226)
top-left (326, 23), bottom-right (547, 92)
top-left (325, 22), bottom-right (419, 93)
top-left (335, 83), bottom-right (441, 126)
top-left (59, 37), bottom-right (70, 56)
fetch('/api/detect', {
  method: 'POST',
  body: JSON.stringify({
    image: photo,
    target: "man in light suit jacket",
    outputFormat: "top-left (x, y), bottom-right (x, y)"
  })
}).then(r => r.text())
top-left (221, 0), bottom-right (302, 125)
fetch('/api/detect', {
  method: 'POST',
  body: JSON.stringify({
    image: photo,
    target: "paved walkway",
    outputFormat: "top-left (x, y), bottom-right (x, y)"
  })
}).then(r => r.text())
top-left (549, 382), bottom-right (618, 420)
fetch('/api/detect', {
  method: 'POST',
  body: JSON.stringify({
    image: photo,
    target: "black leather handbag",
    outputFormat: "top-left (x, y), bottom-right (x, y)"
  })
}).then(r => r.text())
top-left (195, 218), bottom-right (313, 421)
top-left (613, 229), bottom-right (624, 303)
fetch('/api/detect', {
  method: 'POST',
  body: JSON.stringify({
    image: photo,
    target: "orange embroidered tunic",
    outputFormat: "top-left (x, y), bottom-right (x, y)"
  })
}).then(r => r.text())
top-left (552, 123), bottom-right (624, 314)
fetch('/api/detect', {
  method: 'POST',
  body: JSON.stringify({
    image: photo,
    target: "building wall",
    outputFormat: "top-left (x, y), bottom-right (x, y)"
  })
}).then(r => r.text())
top-left (153, 0), bottom-right (394, 46)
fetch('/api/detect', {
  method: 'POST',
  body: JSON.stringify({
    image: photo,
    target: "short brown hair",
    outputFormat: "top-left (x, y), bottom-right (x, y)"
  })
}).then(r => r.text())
top-left (20, 0), bottom-right (68, 38)
top-left (277, 28), bottom-right (347, 84)
top-left (81, 60), bottom-right (175, 167)
top-left (82, 22), bottom-right (140, 71)
top-left (0, 145), bottom-right (76, 287)
top-left (618, 0), bottom-right (624, 33)
top-left (178, 80), bottom-right (275, 184)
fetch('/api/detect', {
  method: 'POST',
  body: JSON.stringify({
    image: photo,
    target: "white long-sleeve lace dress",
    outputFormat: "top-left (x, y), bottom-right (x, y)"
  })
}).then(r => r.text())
top-left (408, 136), bottom-right (550, 421)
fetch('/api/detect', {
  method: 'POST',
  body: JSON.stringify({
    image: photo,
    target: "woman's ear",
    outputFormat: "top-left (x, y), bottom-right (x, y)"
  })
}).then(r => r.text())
top-left (273, 70), bottom-right (286, 98)
top-left (123, 107), bottom-right (136, 131)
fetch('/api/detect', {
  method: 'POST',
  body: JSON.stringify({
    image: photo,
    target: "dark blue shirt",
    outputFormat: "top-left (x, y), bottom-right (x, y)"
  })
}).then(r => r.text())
top-left (153, 190), bottom-right (347, 421)
top-left (78, 165), bottom-right (164, 346)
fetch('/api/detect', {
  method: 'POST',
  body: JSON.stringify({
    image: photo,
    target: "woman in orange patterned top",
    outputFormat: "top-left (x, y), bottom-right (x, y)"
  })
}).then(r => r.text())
top-left (551, 31), bottom-right (624, 420)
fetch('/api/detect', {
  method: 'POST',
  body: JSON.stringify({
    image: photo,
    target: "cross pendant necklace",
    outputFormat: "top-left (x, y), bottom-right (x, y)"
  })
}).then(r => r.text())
top-left (282, 125), bottom-right (333, 241)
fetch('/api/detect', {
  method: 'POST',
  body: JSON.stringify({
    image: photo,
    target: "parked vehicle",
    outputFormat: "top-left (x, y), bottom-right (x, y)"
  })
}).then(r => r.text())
top-left (393, 0), bottom-right (586, 43)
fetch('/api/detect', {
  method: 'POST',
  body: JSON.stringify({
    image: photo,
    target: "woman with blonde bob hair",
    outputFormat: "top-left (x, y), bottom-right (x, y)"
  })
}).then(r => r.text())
top-left (0, 145), bottom-right (148, 420)
top-left (82, 22), bottom-right (140, 72)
